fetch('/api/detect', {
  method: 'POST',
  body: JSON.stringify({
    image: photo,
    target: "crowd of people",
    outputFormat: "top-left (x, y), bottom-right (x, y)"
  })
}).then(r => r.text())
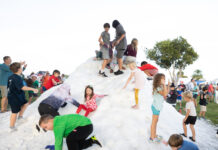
top-left (1, 20), bottom-right (218, 150)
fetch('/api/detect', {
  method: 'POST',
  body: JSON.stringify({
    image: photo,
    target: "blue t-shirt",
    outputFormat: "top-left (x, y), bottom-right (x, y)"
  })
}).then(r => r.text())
top-left (0, 63), bottom-right (12, 86)
top-left (178, 140), bottom-right (199, 150)
top-left (7, 74), bottom-right (26, 105)
top-left (177, 90), bottom-right (182, 100)
top-left (152, 86), bottom-right (164, 111)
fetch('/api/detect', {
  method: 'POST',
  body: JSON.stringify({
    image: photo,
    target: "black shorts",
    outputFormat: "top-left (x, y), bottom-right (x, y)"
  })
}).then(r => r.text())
top-left (193, 94), bottom-right (198, 99)
top-left (8, 97), bottom-right (27, 113)
top-left (28, 92), bottom-right (38, 98)
top-left (185, 116), bottom-right (197, 125)
top-left (38, 103), bottom-right (59, 117)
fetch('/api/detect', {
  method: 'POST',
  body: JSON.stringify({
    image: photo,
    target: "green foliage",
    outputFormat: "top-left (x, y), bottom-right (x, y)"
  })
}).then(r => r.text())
top-left (192, 69), bottom-right (203, 80)
top-left (147, 36), bottom-right (199, 70)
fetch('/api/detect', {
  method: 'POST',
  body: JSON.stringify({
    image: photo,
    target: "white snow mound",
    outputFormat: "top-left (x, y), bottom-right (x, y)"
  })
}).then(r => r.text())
top-left (0, 58), bottom-right (217, 150)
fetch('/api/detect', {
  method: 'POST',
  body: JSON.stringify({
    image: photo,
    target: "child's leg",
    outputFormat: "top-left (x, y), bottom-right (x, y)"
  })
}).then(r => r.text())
top-left (66, 124), bottom-right (93, 150)
top-left (183, 122), bottom-right (187, 136)
top-left (132, 89), bottom-right (139, 108)
top-left (18, 103), bottom-right (29, 117)
top-left (84, 108), bottom-right (94, 117)
top-left (199, 111), bottom-right (202, 117)
top-left (28, 97), bottom-right (33, 104)
top-left (100, 59), bottom-right (108, 72)
top-left (202, 111), bottom-right (206, 117)
top-left (190, 124), bottom-right (196, 140)
top-left (150, 115), bottom-right (159, 139)
top-left (10, 113), bottom-right (17, 127)
top-left (76, 105), bottom-right (87, 114)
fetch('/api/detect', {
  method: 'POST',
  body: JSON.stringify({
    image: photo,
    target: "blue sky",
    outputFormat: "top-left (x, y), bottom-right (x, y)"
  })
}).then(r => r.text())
top-left (0, 0), bottom-right (218, 81)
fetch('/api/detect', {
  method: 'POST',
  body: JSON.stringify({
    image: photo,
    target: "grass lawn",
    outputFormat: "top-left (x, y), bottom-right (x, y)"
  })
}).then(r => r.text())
top-left (175, 96), bottom-right (218, 125)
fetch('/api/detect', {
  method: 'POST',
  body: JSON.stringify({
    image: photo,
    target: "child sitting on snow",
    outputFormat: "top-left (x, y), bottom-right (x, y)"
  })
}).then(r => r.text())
top-left (38, 84), bottom-right (79, 117)
top-left (164, 134), bottom-right (199, 150)
top-left (76, 85), bottom-right (106, 117)
top-left (180, 91), bottom-right (197, 142)
top-left (43, 70), bottom-right (62, 91)
top-left (39, 114), bottom-right (102, 150)
top-left (149, 73), bottom-right (170, 143)
top-left (8, 62), bottom-right (38, 132)
top-left (123, 61), bottom-right (146, 109)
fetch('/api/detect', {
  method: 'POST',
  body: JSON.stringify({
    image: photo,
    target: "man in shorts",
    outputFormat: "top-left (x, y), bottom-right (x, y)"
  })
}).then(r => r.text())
top-left (112, 20), bottom-right (127, 75)
top-left (0, 56), bottom-right (12, 112)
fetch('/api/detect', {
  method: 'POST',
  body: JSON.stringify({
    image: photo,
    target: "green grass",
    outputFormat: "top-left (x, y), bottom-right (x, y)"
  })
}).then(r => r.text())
top-left (175, 97), bottom-right (218, 125)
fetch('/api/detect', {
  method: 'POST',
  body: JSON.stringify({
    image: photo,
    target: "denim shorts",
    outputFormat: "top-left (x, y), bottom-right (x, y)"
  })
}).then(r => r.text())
top-left (151, 105), bottom-right (160, 115)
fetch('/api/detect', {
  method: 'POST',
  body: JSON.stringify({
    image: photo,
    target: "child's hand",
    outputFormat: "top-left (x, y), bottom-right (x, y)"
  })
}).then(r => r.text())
top-left (73, 129), bottom-right (77, 132)
top-left (33, 89), bottom-right (38, 94)
top-left (123, 86), bottom-right (126, 89)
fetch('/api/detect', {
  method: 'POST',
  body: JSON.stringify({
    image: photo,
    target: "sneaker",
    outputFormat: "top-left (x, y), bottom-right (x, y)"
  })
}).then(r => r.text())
top-left (148, 137), bottom-right (161, 143)
top-left (9, 126), bottom-right (17, 133)
top-left (99, 71), bottom-right (108, 77)
top-left (156, 135), bottom-right (163, 141)
top-left (189, 137), bottom-right (196, 142)
top-left (91, 136), bottom-right (102, 147)
top-left (114, 70), bottom-right (123, 75)
top-left (180, 133), bottom-right (187, 138)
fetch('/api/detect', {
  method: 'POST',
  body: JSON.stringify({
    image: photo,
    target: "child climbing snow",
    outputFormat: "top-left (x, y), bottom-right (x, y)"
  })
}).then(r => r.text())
top-left (149, 73), bottom-right (170, 143)
top-left (76, 85), bottom-right (106, 117)
top-left (7, 62), bottom-right (38, 132)
top-left (39, 114), bottom-right (102, 150)
top-left (180, 91), bottom-right (197, 142)
top-left (123, 62), bottom-right (146, 109)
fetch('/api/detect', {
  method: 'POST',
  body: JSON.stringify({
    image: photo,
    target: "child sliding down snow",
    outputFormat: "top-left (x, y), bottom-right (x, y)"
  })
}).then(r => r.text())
top-left (123, 62), bottom-right (146, 109)
top-left (149, 73), bottom-right (170, 143)
top-left (39, 114), bottom-right (102, 150)
top-left (38, 84), bottom-right (79, 117)
top-left (76, 85), bottom-right (106, 117)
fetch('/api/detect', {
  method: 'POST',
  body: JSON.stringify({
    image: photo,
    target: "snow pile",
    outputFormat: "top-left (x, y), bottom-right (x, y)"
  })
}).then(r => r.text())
top-left (0, 58), bottom-right (217, 150)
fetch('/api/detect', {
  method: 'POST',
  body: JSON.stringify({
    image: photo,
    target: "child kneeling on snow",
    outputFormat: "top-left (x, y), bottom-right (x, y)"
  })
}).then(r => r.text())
top-left (76, 85), bottom-right (106, 117)
top-left (8, 62), bottom-right (38, 132)
top-left (123, 61), bottom-right (146, 109)
top-left (180, 91), bottom-right (197, 142)
top-left (165, 134), bottom-right (199, 150)
top-left (38, 84), bottom-right (80, 117)
top-left (39, 114), bottom-right (102, 150)
top-left (149, 73), bottom-right (170, 142)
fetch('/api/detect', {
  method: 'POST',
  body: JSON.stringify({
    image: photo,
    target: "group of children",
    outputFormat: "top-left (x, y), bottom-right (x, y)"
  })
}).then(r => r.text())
top-left (4, 21), bottom-right (201, 150)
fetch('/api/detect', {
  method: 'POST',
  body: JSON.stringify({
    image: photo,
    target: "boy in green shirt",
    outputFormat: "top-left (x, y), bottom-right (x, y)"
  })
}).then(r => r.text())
top-left (39, 114), bottom-right (102, 150)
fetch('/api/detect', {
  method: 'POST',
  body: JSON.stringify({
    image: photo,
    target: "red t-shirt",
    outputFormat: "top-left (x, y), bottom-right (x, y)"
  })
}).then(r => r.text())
top-left (138, 64), bottom-right (158, 71)
top-left (44, 75), bottom-right (60, 90)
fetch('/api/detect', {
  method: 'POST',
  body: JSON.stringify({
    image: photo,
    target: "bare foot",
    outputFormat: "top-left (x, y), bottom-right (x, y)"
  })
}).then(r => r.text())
top-left (131, 105), bottom-right (139, 109)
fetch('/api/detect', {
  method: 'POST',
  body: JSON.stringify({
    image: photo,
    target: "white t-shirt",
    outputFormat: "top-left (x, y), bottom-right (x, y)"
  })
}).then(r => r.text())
top-left (186, 101), bottom-right (197, 116)
top-left (132, 68), bottom-right (146, 89)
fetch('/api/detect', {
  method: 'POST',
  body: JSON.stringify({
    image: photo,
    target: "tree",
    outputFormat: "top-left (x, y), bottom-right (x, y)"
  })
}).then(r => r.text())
top-left (192, 69), bottom-right (203, 80)
top-left (146, 36), bottom-right (199, 85)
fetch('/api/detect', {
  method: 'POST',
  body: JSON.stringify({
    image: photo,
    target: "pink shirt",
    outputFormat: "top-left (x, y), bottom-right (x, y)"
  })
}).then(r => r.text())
top-left (85, 94), bottom-right (105, 110)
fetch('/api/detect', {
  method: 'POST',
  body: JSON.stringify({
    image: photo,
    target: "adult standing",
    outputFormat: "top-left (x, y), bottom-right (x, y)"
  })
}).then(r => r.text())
top-left (112, 20), bottom-right (127, 75)
top-left (187, 78), bottom-right (195, 91)
top-left (0, 56), bottom-right (12, 112)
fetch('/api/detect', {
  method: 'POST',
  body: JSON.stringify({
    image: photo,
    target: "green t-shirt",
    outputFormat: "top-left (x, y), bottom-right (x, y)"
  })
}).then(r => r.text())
top-left (28, 80), bottom-right (39, 94)
top-left (53, 114), bottom-right (92, 150)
